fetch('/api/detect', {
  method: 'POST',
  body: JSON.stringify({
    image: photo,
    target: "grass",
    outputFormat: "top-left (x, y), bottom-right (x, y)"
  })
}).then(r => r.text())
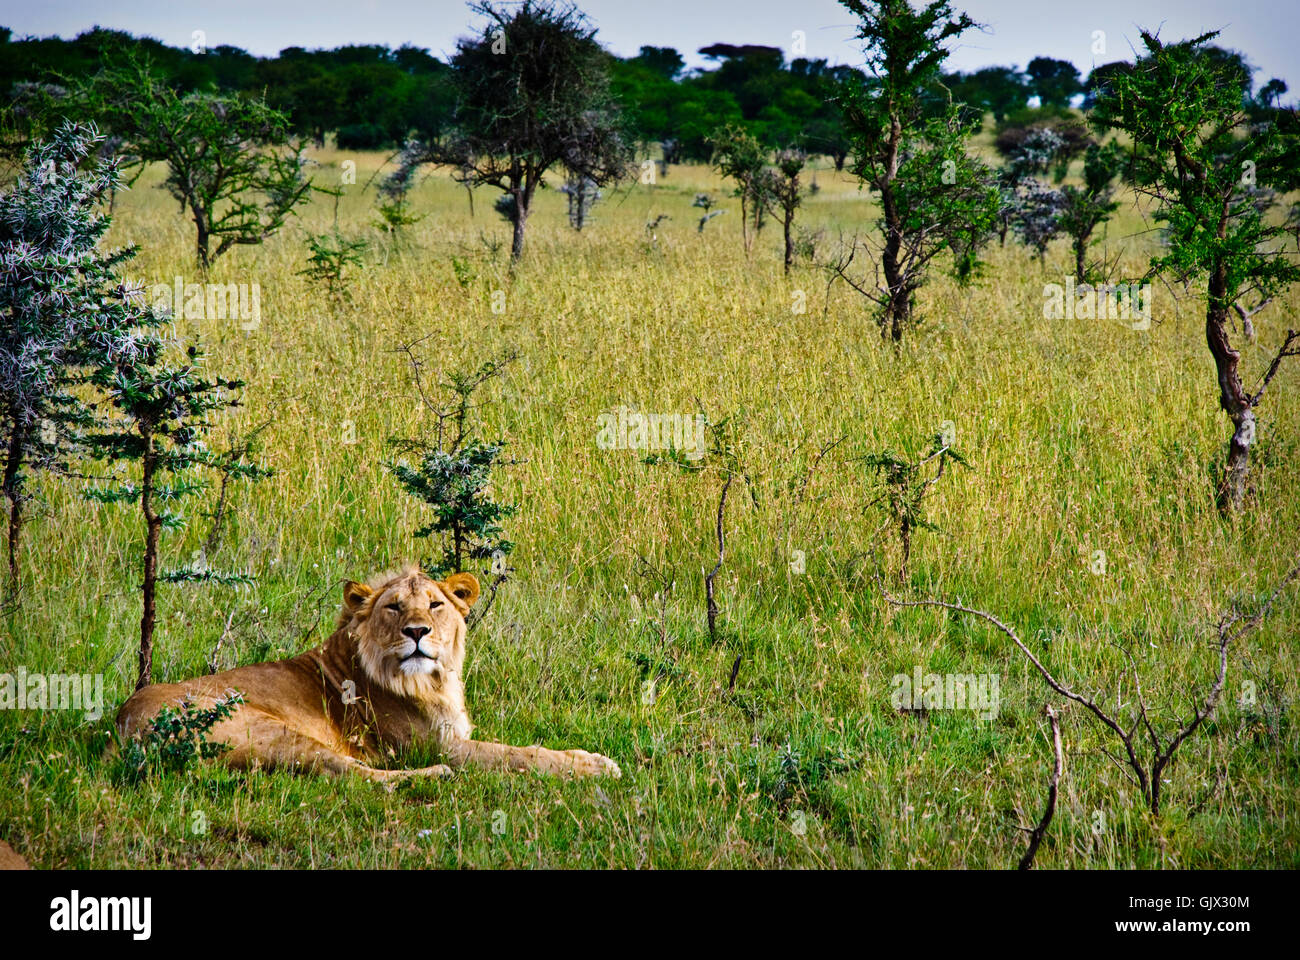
top-left (0, 135), bottom-right (1298, 868)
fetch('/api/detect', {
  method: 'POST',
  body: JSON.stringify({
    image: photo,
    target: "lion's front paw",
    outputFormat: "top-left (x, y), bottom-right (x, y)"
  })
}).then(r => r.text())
top-left (567, 749), bottom-right (622, 779)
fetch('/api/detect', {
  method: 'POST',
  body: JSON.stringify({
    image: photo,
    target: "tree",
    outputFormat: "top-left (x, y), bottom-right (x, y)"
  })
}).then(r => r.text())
top-left (1057, 140), bottom-right (1123, 279)
top-left (762, 148), bottom-right (807, 273)
top-left (411, 1), bottom-right (631, 262)
top-left (1026, 56), bottom-right (1081, 108)
top-left (83, 59), bottom-right (313, 268)
top-left (1092, 30), bottom-right (1300, 513)
top-left (632, 46), bottom-right (685, 80)
top-left (708, 123), bottom-right (770, 256)
top-left (0, 122), bottom-right (146, 595)
top-left (558, 173), bottom-right (602, 231)
top-left (87, 336), bottom-right (258, 691)
top-left (836, 0), bottom-right (1001, 342)
top-left (1257, 78), bottom-right (1288, 110)
top-left (386, 343), bottom-right (518, 625)
top-left (1011, 177), bottom-right (1066, 263)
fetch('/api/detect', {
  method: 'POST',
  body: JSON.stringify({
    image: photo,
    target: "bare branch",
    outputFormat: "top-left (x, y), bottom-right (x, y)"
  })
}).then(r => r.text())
top-left (1249, 329), bottom-right (1300, 407)
top-left (1017, 704), bottom-right (1063, 870)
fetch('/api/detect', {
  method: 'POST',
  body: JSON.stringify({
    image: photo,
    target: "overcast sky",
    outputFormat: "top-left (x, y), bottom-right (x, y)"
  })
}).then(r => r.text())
top-left (5, 0), bottom-right (1297, 91)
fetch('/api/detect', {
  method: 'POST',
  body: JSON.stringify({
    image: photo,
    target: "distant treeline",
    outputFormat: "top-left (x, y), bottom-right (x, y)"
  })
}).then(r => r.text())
top-left (0, 25), bottom-right (1285, 162)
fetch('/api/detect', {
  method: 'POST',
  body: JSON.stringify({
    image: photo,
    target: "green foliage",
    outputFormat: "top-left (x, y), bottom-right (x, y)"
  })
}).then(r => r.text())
top-left (413, 0), bottom-right (632, 260)
top-left (76, 57), bottom-right (312, 267)
top-left (1057, 140), bottom-right (1124, 279)
top-left (707, 123), bottom-right (771, 254)
top-left (1026, 56), bottom-right (1082, 109)
top-left (0, 120), bottom-right (148, 589)
top-left (387, 440), bottom-right (516, 576)
top-left (300, 229), bottom-right (368, 299)
top-left (1091, 31), bottom-right (1300, 307)
top-left (116, 691), bottom-right (244, 783)
top-left (766, 739), bottom-right (861, 810)
top-left (386, 349), bottom-right (518, 578)
top-left (861, 430), bottom-right (968, 582)
top-left (837, 0), bottom-right (1002, 339)
top-left (85, 330), bottom-right (261, 686)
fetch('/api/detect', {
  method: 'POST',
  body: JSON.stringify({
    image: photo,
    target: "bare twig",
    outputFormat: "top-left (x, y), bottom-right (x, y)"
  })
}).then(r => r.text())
top-left (1018, 704), bottom-right (1063, 870)
top-left (882, 555), bottom-right (1300, 816)
top-left (1249, 328), bottom-right (1300, 406)
top-left (705, 473), bottom-right (734, 643)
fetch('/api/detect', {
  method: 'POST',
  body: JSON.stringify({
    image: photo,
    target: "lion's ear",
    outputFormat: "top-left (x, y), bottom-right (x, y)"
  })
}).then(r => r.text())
top-left (443, 573), bottom-right (480, 608)
top-left (342, 580), bottom-right (373, 618)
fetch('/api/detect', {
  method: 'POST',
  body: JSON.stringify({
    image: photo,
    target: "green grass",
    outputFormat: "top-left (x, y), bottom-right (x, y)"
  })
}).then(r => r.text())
top-left (0, 139), bottom-right (1297, 868)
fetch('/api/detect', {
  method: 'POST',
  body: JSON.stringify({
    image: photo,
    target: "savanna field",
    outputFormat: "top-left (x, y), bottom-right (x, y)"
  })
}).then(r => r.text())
top-left (1, 136), bottom-right (1298, 869)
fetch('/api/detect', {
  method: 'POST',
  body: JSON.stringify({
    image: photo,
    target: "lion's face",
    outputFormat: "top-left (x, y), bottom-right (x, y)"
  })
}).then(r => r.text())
top-left (340, 568), bottom-right (480, 697)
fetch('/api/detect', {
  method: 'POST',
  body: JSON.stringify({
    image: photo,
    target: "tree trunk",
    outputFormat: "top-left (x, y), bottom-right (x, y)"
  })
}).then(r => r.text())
top-left (2, 418), bottom-right (27, 594)
top-left (783, 210), bottom-right (794, 274)
top-left (1206, 261), bottom-right (1252, 514)
top-left (1074, 232), bottom-right (1088, 281)
top-left (196, 221), bottom-right (211, 270)
top-left (739, 188), bottom-right (752, 256)
top-left (137, 426), bottom-right (161, 691)
top-left (899, 515), bottom-right (911, 584)
top-left (879, 116), bottom-right (908, 342)
top-left (510, 206), bottom-right (527, 261)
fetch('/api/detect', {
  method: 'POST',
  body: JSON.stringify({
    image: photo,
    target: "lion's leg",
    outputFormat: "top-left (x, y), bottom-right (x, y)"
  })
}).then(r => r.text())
top-left (443, 738), bottom-right (621, 778)
top-left (214, 713), bottom-right (451, 782)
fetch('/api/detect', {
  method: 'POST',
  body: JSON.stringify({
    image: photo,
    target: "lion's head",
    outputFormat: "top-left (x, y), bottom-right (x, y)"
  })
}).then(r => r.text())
top-left (338, 566), bottom-right (480, 700)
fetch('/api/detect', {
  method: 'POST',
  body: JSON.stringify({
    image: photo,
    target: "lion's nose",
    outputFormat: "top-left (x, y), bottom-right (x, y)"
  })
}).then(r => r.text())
top-left (402, 625), bottom-right (431, 641)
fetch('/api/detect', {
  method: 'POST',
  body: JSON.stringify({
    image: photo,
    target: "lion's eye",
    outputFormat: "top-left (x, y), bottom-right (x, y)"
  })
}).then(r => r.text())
top-left (385, 602), bottom-right (402, 613)
top-left (430, 600), bottom-right (443, 610)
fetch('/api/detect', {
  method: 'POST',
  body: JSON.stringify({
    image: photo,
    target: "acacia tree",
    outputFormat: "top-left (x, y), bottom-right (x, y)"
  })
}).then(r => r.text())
top-left (837, 0), bottom-right (1001, 341)
top-left (0, 122), bottom-right (147, 595)
top-left (407, 1), bottom-right (630, 262)
top-left (83, 60), bottom-right (312, 268)
top-left (708, 124), bottom-right (770, 256)
top-left (1057, 140), bottom-right (1124, 280)
top-left (87, 334), bottom-right (258, 691)
top-left (762, 148), bottom-right (807, 273)
top-left (1092, 30), bottom-right (1300, 513)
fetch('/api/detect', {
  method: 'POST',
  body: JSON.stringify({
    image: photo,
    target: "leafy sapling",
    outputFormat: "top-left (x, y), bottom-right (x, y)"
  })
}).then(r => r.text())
top-left (644, 410), bottom-right (754, 642)
top-left (300, 230), bottom-right (369, 301)
top-left (116, 690), bottom-right (245, 783)
top-left (1057, 140), bottom-right (1124, 281)
top-left (707, 124), bottom-right (770, 255)
top-left (386, 343), bottom-right (518, 626)
top-left (762, 148), bottom-right (807, 274)
top-left (859, 428), bottom-right (968, 584)
top-left (86, 337), bottom-right (261, 691)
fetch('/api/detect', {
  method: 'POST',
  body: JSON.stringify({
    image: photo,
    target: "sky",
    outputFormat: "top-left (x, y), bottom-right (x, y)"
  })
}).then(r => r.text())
top-left (3, 0), bottom-right (1297, 91)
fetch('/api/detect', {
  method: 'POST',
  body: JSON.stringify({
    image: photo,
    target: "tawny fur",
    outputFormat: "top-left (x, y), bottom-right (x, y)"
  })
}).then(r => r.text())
top-left (116, 567), bottom-right (621, 782)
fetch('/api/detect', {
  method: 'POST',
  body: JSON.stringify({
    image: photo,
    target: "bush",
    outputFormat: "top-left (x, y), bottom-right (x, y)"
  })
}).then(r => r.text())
top-left (116, 691), bottom-right (244, 783)
top-left (336, 123), bottom-right (390, 150)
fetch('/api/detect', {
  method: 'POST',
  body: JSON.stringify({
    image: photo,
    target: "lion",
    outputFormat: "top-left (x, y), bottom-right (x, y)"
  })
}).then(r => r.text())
top-left (116, 567), bottom-right (621, 782)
